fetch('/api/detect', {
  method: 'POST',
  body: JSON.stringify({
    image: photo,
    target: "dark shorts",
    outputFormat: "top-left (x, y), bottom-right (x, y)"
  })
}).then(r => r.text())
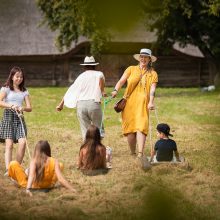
top-left (0, 109), bottom-right (27, 143)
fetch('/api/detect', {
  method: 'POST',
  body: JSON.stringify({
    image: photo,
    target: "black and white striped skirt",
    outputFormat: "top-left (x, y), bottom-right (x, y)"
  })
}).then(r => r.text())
top-left (0, 109), bottom-right (27, 143)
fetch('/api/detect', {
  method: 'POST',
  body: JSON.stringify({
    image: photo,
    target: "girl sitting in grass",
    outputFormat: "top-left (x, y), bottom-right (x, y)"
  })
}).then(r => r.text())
top-left (78, 125), bottom-right (112, 172)
top-left (8, 140), bottom-right (76, 196)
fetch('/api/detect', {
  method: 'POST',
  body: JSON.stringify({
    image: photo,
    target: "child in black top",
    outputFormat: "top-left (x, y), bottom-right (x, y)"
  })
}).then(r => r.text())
top-left (150, 123), bottom-right (180, 162)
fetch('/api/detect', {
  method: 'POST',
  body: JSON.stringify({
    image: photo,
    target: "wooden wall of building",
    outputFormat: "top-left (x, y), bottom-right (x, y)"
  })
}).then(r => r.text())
top-left (0, 53), bottom-right (209, 87)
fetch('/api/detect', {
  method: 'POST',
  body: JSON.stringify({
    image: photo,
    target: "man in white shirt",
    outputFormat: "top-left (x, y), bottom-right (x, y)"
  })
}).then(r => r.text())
top-left (56, 56), bottom-right (106, 139)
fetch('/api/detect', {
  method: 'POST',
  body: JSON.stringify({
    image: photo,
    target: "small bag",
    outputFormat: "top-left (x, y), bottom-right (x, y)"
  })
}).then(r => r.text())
top-left (114, 98), bottom-right (127, 113)
top-left (114, 74), bottom-right (142, 113)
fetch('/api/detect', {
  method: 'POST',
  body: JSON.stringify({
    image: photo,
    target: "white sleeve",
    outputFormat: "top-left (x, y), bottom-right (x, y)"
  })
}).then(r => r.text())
top-left (0, 87), bottom-right (9, 95)
top-left (97, 71), bottom-right (105, 80)
top-left (63, 77), bottom-right (81, 108)
top-left (24, 89), bottom-right (29, 97)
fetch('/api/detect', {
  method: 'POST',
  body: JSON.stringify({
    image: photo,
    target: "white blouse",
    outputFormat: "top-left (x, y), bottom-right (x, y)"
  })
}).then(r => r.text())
top-left (0, 87), bottom-right (29, 107)
top-left (64, 70), bottom-right (104, 108)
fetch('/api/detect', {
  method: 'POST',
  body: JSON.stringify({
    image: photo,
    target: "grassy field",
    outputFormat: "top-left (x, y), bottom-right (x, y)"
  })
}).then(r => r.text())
top-left (0, 87), bottom-right (220, 220)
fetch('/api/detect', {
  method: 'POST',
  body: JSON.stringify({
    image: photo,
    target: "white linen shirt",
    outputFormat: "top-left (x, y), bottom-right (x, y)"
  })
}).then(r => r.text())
top-left (64, 70), bottom-right (104, 108)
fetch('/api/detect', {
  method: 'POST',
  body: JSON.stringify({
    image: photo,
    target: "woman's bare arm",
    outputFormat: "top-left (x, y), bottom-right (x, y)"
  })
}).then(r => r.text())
top-left (0, 91), bottom-right (11, 109)
top-left (56, 98), bottom-right (64, 111)
top-left (55, 159), bottom-right (76, 192)
top-left (111, 72), bottom-right (129, 98)
top-left (26, 160), bottom-right (36, 196)
top-left (78, 149), bottom-right (84, 169)
top-left (22, 95), bottom-right (32, 112)
top-left (148, 83), bottom-right (157, 110)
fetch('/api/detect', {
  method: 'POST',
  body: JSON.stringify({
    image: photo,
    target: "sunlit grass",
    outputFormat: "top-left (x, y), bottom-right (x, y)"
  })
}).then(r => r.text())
top-left (0, 87), bottom-right (219, 219)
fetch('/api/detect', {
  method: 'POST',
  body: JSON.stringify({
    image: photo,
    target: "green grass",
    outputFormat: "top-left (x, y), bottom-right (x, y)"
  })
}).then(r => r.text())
top-left (0, 87), bottom-right (220, 220)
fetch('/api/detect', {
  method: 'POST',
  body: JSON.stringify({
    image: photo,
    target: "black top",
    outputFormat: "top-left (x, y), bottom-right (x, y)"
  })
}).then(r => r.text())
top-left (154, 139), bottom-right (177, 161)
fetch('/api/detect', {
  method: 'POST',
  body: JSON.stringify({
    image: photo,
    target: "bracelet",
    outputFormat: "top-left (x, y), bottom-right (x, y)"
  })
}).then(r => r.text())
top-left (113, 88), bottom-right (118, 93)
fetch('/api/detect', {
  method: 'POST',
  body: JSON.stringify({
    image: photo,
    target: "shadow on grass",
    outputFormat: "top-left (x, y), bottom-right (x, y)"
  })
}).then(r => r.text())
top-left (103, 183), bottom-right (215, 220)
top-left (136, 186), bottom-right (211, 220)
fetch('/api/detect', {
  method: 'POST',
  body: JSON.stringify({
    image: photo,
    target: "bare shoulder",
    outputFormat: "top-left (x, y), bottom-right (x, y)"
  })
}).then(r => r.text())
top-left (97, 145), bottom-right (106, 152)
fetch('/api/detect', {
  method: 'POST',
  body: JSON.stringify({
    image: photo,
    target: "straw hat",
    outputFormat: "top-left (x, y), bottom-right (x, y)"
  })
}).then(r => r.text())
top-left (80, 56), bottom-right (99, 65)
top-left (133, 48), bottom-right (157, 62)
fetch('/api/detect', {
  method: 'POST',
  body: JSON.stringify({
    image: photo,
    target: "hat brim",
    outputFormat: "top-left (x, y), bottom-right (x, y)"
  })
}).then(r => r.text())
top-left (80, 63), bottom-right (99, 66)
top-left (133, 54), bottom-right (157, 62)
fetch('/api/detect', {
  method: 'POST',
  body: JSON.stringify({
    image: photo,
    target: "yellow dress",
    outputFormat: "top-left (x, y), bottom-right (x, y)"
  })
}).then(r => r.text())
top-left (122, 65), bottom-right (158, 135)
top-left (8, 157), bottom-right (63, 188)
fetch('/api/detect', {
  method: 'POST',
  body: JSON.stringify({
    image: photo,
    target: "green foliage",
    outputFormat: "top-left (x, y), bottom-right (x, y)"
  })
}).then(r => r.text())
top-left (36, 0), bottom-right (220, 62)
top-left (143, 0), bottom-right (220, 61)
top-left (209, 0), bottom-right (220, 16)
top-left (36, 0), bottom-right (143, 54)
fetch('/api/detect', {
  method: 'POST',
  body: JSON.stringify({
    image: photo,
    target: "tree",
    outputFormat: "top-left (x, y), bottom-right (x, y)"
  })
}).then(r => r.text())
top-left (37, 0), bottom-right (220, 84)
top-left (143, 0), bottom-right (220, 85)
top-left (36, 0), bottom-right (142, 54)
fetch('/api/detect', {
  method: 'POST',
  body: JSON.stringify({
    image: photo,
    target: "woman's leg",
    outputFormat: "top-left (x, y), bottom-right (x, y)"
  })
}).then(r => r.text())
top-left (5, 139), bottom-right (13, 170)
top-left (8, 161), bottom-right (27, 187)
top-left (16, 138), bottom-right (26, 164)
top-left (126, 133), bottom-right (137, 155)
top-left (136, 131), bottom-right (146, 157)
top-left (77, 106), bottom-right (90, 140)
top-left (89, 102), bottom-right (102, 129)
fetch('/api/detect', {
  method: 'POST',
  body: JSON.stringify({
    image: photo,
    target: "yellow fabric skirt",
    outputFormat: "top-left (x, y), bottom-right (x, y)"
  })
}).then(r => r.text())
top-left (8, 158), bottom-right (63, 188)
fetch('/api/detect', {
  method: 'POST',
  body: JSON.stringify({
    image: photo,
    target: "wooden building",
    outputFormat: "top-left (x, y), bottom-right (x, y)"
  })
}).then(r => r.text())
top-left (0, 0), bottom-right (210, 87)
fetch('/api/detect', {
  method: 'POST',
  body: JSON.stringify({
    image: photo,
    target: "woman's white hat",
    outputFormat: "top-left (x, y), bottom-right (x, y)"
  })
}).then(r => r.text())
top-left (80, 56), bottom-right (99, 65)
top-left (133, 48), bottom-right (157, 62)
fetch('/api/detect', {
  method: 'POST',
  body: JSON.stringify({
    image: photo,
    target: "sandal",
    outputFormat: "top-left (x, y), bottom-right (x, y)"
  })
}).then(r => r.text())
top-left (137, 152), bottom-right (143, 158)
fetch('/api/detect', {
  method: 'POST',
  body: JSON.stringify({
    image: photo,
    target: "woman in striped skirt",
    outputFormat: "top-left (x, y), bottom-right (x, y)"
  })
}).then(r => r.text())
top-left (0, 67), bottom-right (32, 174)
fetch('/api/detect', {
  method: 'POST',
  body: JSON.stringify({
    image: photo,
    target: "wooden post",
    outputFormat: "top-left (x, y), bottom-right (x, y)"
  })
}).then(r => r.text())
top-left (208, 59), bottom-right (216, 85)
top-left (198, 60), bottom-right (201, 87)
top-left (63, 59), bottom-right (69, 85)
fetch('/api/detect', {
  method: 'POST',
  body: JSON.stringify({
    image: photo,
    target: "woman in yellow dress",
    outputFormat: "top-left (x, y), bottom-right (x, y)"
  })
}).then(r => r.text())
top-left (112, 48), bottom-right (158, 158)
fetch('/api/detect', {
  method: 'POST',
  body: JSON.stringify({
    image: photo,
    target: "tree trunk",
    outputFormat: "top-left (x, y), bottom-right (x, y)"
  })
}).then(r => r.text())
top-left (199, 46), bottom-right (219, 87)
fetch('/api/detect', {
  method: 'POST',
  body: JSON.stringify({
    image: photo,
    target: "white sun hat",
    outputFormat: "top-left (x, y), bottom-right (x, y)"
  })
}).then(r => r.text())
top-left (80, 56), bottom-right (99, 65)
top-left (133, 48), bottom-right (157, 62)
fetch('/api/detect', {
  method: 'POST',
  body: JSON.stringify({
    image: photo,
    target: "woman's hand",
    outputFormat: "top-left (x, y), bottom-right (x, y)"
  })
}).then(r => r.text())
top-left (11, 105), bottom-right (19, 112)
top-left (56, 105), bottom-right (63, 111)
top-left (111, 90), bottom-right (118, 98)
top-left (148, 102), bottom-right (155, 110)
top-left (56, 99), bottom-right (64, 112)
top-left (18, 106), bottom-right (23, 113)
top-left (102, 92), bottom-right (108, 97)
top-left (25, 189), bottom-right (33, 197)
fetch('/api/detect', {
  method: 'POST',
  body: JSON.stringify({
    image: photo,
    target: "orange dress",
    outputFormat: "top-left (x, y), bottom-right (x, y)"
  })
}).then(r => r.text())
top-left (8, 157), bottom-right (62, 188)
top-left (122, 66), bottom-right (158, 135)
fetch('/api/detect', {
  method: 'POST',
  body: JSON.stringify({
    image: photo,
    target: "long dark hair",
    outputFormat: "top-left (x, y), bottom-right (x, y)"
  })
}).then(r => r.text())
top-left (80, 125), bottom-right (104, 169)
top-left (4, 66), bottom-right (26, 91)
top-left (33, 140), bottom-right (51, 183)
top-left (84, 65), bottom-right (96, 70)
